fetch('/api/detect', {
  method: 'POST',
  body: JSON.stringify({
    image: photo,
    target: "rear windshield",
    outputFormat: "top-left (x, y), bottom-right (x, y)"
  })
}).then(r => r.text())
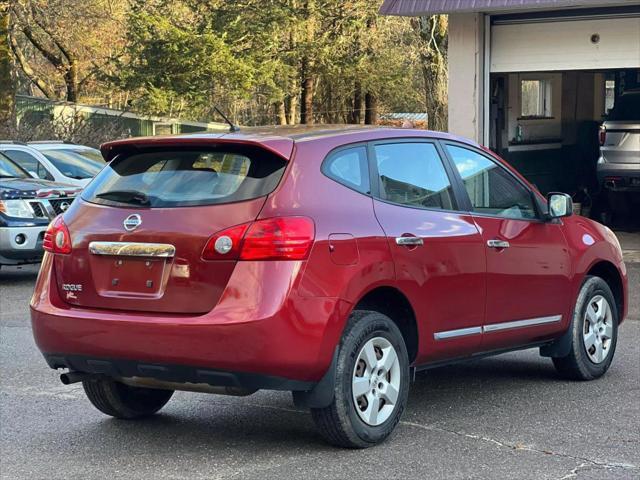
top-left (607, 93), bottom-right (640, 121)
top-left (82, 147), bottom-right (287, 208)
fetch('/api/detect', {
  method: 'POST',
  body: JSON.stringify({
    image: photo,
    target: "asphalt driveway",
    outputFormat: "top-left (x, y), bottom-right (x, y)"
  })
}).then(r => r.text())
top-left (1, 250), bottom-right (638, 479)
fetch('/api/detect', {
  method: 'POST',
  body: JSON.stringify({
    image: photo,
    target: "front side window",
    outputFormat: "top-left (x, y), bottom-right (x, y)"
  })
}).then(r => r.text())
top-left (322, 146), bottom-right (370, 194)
top-left (82, 147), bottom-right (286, 208)
top-left (373, 142), bottom-right (454, 211)
top-left (445, 145), bottom-right (537, 220)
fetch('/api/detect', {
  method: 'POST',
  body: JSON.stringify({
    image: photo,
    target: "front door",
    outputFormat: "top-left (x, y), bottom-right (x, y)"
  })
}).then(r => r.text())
top-left (442, 143), bottom-right (572, 351)
top-left (369, 141), bottom-right (487, 363)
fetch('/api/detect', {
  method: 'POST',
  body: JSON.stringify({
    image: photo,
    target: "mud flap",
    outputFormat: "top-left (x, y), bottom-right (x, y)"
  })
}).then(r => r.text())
top-left (292, 349), bottom-right (338, 409)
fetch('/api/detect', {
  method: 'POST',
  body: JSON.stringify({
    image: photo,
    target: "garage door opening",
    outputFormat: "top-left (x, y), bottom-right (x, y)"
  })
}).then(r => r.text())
top-left (488, 68), bottom-right (640, 227)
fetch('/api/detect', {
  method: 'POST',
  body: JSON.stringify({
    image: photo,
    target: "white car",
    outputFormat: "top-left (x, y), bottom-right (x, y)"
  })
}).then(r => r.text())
top-left (0, 141), bottom-right (104, 188)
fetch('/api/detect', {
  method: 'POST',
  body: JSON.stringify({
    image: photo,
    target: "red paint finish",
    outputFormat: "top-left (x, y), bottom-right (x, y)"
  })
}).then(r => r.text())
top-left (372, 200), bottom-right (486, 362)
top-left (30, 128), bottom-right (628, 385)
top-left (473, 216), bottom-right (572, 350)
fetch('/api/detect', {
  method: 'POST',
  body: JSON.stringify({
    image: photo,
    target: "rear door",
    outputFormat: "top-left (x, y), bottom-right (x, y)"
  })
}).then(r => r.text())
top-left (369, 140), bottom-right (486, 363)
top-left (442, 142), bottom-right (571, 351)
top-left (55, 144), bottom-right (288, 314)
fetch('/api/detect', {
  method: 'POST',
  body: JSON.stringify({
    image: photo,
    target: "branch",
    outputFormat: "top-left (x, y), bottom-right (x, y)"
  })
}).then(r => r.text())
top-left (29, 3), bottom-right (75, 64)
top-left (9, 29), bottom-right (56, 98)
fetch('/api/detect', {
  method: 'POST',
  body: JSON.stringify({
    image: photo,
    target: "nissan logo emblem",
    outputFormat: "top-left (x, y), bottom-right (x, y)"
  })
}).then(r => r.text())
top-left (123, 214), bottom-right (142, 231)
top-left (59, 201), bottom-right (71, 212)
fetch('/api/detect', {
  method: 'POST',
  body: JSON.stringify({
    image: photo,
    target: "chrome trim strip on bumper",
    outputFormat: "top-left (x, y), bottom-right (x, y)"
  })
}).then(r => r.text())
top-left (88, 241), bottom-right (176, 258)
top-left (433, 315), bottom-right (562, 340)
top-left (433, 326), bottom-right (482, 340)
top-left (482, 315), bottom-right (562, 333)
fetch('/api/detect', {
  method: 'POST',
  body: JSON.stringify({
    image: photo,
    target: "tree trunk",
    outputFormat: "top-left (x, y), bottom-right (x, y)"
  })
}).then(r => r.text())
top-left (64, 62), bottom-right (79, 103)
top-left (350, 81), bottom-right (363, 124)
top-left (275, 101), bottom-right (287, 125)
top-left (300, 57), bottom-right (314, 124)
top-left (0, 5), bottom-right (14, 136)
top-left (364, 92), bottom-right (377, 125)
top-left (412, 15), bottom-right (448, 131)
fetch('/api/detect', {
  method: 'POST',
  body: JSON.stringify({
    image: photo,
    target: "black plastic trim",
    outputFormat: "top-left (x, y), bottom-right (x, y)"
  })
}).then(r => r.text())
top-left (43, 354), bottom-right (317, 392)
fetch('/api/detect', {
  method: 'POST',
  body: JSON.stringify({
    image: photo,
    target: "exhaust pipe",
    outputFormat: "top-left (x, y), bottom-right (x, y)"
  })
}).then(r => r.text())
top-left (60, 371), bottom-right (93, 385)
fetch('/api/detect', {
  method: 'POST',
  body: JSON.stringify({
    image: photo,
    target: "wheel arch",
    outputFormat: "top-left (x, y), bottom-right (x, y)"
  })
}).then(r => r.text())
top-left (585, 260), bottom-right (625, 323)
top-left (352, 286), bottom-right (419, 363)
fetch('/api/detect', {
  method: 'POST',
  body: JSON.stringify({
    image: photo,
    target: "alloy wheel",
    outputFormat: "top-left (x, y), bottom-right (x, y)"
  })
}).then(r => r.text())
top-left (583, 295), bottom-right (614, 364)
top-left (351, 337), bottom-right (401, 426)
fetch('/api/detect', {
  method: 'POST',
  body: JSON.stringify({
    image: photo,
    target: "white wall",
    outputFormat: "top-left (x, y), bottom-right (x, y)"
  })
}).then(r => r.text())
top-left (448, 13), bottom-right (485, 142)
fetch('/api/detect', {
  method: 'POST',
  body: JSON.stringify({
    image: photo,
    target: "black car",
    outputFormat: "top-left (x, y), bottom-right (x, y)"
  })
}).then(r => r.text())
top-left (0, 152), bottom-right (80, 266)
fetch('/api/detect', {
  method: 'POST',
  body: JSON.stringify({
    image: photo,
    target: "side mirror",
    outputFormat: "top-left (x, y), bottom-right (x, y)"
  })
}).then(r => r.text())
top-left (547, 192), bottom-right (573, 219)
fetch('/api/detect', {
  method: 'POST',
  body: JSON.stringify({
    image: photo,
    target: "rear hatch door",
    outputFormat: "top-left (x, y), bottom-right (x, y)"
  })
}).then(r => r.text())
top-left (54, 142), bottom-right (289, 314)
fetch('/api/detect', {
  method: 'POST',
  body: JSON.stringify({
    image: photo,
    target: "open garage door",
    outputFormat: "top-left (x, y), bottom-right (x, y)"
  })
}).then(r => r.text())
top-left (490, 15), bottom-right (640, 73)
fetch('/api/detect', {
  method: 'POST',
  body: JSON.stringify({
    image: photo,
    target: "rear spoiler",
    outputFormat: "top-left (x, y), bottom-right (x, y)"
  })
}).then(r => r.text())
top-left (100, 135), bottom-right (294, 162)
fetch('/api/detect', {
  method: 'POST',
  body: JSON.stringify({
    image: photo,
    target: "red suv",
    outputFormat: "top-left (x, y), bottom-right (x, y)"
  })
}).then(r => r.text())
top-left (31, 127), bottom-right (627, 448)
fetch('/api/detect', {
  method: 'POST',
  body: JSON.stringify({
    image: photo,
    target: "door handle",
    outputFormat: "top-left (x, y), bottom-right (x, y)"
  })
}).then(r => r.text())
top-left (396, 236), bottom-right (424, 246)
top-left (487, 239), bottom-right (510, 249)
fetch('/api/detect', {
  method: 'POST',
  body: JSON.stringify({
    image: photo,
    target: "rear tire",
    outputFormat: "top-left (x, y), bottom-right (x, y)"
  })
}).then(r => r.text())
top-left (82, 378), bottom-right (173, 419)
top-left (552, 276), bottom-right (618, 380)
top-left (311, 310), bottom-right (410, 448)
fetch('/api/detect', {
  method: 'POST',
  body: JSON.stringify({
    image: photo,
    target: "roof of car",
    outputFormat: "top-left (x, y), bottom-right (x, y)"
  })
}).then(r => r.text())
top-left (101, 125), bottom-right (478, 161)
top-left (28, 143), bottom-right (96, 150)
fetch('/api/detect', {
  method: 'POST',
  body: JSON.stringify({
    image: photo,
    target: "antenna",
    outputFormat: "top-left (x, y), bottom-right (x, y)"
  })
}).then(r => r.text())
top-left (214, 106), bottom-right (240, 133)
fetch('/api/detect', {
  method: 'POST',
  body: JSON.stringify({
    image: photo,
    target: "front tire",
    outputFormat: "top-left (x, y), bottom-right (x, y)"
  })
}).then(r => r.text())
top-left (552, 276), bottom-right (618, 380)
top-left (83, 378), bottom-right (174, 419)
top-left (311, 310), bottom-right (410, 448)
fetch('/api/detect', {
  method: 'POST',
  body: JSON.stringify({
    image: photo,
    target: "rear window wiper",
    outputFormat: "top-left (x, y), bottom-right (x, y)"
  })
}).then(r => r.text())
top-left (95, 190), bottom-right (151, 206)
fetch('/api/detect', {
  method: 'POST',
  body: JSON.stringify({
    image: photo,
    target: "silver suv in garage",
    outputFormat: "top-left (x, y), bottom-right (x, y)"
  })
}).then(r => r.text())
top-left (597, 90), bottom-right (640, 193)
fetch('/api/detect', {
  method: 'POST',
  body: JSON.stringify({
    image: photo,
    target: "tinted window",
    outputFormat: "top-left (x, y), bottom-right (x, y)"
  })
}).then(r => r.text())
top-left (374, 142), bottom-right (454, 210)
top-left (40, 148), bottom-right (103, 179)
top-left (446, 145), bottom-right (537, 220)
top-left (82, 147), bottom-right (286, 208)
top-left (607, 93), bottom-right (640, 121)
top-left (323, 146), bottom-right (370, 194)
top-left (3, 149), bottom-right (52, 180)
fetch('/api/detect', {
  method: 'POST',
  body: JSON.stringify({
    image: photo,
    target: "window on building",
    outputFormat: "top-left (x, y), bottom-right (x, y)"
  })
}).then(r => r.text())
top-left (521, 79), bottom-right (552, 118)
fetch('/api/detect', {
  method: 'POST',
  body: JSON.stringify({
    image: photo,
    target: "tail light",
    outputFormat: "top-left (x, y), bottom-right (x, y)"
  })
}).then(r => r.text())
top-left (599, 125), bottom-right (606, 146)
top-left (43, 215), bottom-right (72, 254)
top-left (202, 216), bottom-right (315, 261)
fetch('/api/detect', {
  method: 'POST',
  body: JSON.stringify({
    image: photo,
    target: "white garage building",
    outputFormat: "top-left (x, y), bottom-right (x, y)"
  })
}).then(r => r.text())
top-left (381, 0), bottom-right (640, 196)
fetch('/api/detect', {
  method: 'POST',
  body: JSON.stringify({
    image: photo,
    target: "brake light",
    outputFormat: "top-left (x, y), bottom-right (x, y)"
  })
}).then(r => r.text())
top-left (43, 216), bottom-right (72, 254)
top-left (599, 125), bottom-right (606, 146)
top-left (202, 216), bottom-right (315, 261)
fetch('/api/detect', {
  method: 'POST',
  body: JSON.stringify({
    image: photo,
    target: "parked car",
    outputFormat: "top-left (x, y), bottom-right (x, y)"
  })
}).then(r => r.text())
top-left (0, 152), bottom-right (80, 267)
top-left (30, 128), bottom-right (627, 448)
top-left (0, 141), bottom-right (104, 188)
top-left (597, 90), bottom-right (640, 192)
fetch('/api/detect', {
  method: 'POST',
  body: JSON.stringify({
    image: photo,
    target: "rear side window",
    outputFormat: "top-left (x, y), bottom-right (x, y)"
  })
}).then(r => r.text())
top-left (373, 142), bottom-right (455, 210)
top-left (322, 146), bottom-right (370, 194)
top-left (82, 147), bottom-right (287, 208)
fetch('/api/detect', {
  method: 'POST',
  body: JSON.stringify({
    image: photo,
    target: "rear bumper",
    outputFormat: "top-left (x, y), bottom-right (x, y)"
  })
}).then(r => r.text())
top-left (597, 160), bottom-right (640, 191)
top-left (30, 254), bottom-right (350, 385)
top-left (43, 354), bottom-right (315, 391)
